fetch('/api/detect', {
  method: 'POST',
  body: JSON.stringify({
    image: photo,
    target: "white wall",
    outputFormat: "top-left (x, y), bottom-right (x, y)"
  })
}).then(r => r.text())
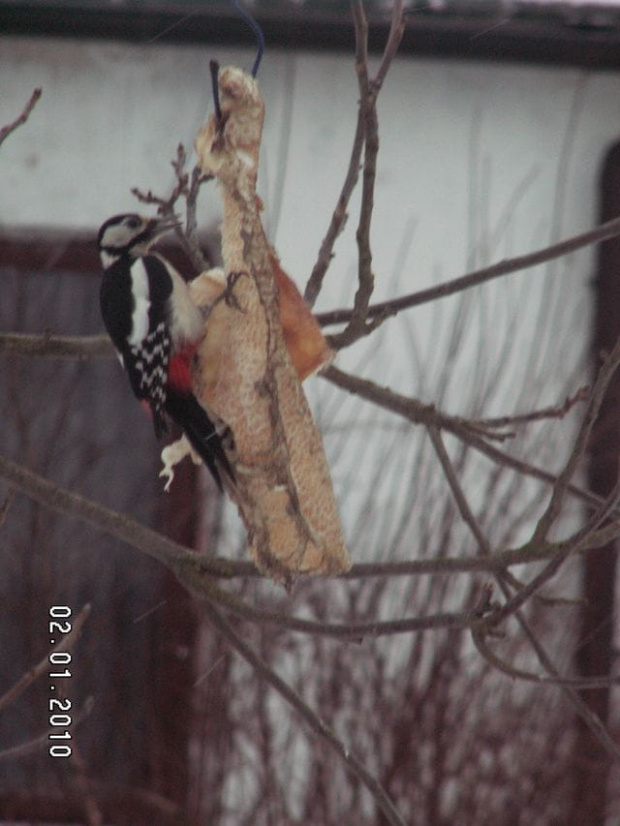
top-left (3, 35), bottom-right (620, 549)
top-left (3, 38), bottom-right (618, 279)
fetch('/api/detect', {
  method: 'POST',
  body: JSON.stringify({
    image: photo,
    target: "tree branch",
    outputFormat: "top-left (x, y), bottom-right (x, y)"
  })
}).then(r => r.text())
top-left (511, 603), bottom-right (620, 763)
top-left (0, 88), bottom-right (42, 148)
top-left (0, 453), bottom-right (239, 578)
top-left (471, 627), bottom-right (620, 690)
top-left (317, 215), bottom-right (620, 331)
top-left (132, 142), bottom-right (213, 273)
top-left (5, 447), bottom-right (615, 584)
top-left (0, 603), bottom-right (91, 713)
top-left (489, 478), bottom-right (620, 629)
top-left (0, 453), bottom-right (529, 644)
top-left (328, 0), bottom-right (405, 349)
top-left (304, 0), bottom-right (404, 316)
top-left (0, 332), bottom-right (113, 360)
top-left (323, 364), bottom-right (607, 513)
top-left (180, 563), bottom-right (481, 639)
top-left (203, 602), bottom-right (407, 826)
top-left (471, 386), bottom-right (588, 430)
top-left (531, 332), bottom-right (620, 544)
top-left (0, 697), bottom-right (94, 762)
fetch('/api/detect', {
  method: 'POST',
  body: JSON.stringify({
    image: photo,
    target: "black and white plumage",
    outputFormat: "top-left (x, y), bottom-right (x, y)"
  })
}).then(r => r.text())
top-left (97, 213), bottom-right (233, 490)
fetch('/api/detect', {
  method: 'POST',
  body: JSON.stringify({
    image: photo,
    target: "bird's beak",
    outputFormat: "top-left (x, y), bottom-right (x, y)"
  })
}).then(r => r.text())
top-left (148, 215), bottom-right (181, 240)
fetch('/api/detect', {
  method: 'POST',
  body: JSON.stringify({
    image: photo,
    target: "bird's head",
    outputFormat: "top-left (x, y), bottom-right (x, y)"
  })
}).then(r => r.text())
top-left (97, 213), bottom-right (179, 267)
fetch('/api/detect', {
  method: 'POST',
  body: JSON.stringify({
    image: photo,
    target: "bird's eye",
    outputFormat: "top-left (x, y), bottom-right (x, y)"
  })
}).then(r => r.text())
top-left (125, 217), bottom-right (141, 229)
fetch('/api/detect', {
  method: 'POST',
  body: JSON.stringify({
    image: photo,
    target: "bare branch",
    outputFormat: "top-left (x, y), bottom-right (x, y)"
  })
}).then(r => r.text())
top-left (468, 529), bottom-right (620, 765)
top-left (304, 107), bottom-right (365, 307)
top-left (348, 0), bottom-right (375, 331)
top-left (0, 88), bottom-right (42, 148)
top-left (181, 565), bottom-right (480, 638)
top-left (472, 627), bottom-right (620, 689)
top-left (467, 439), bottom-right (620, 769)
top-left (328, 0), bottom-right (405, 350)
top-left (531, 333), bottom-right (620, 544)
top-left (132, 143), bottom-right (188, 214)
top-left (203, 602), bottom-right (407, 826)
top-left (0, 697), bottom-right (94, 762)
top-left (303, 4), bottom-right (368, 308)
top-left (426, 345), bottom-right (620, 634)
top-left (304, 0), bottom-right (404, 315)
top-left (5, 446), bottom-right (615, 583)
top-left (0, 454), bottom-right (534, 644)
top-left (0, 603), bottom-right (92, 713)
top-left (0, 452), bottom-right (239, 578)
top-left (427, 424), bottom-right (491, 554)
top-left (472, 385), bottom-right (588, 430)
top-left (374, 0), bottom-right (405, 91)
top-left (427, 422), bottom-right (528, 586)
top-left (317, 215), bottom-right (620, 331)
top-left (0, 332), bottom-right (113, 360)
top-left (184, 164), bottom-right (214, 271)
top-left (511, 605), bottom-right (620, 763)
top-left (490, 478), bottom-right (620, 629)
top-left (132, 142), bottom-right (213, 273)
top-left (323, 364), bottom-right (607, 513)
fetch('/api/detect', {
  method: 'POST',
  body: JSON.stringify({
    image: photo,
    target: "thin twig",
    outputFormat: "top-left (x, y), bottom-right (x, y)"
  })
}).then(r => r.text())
top-left (322, 364), bottom-right (607, 512)
top-left (304, 105), bottom-right (365, 307)
top-left (0, 87), bottom-right (42, 147)
top-left (427, 423), bottom-right (523, 590)
top-left (69, 734), bottom-right (104, 826)
top-left (329, 0), bottom-right (405, 349)
top-left (308, 0), bottom-right (374, 327)
top-left (472, 386), bottom-right (588, 429)
top-left (472, 628), bottom-right (620, 689)
top-left (203, 602), bottom-right (407, 826)
top-left (0, 489), bottom-right (14, 528)
top-left (513, 605), bottom-right (620, 763)
top-left (304, 0), bottom-right (404, 315)
top-left (531, 333), bottom-right (620, 544)
top-left (0, 603), bottom-right (92, 712)
top-left (427, 424), bottom-right (491, 554)
top-left (179, 562), bottom-right (480, 638)
top-left (465, 508), bottom-right (620, 764)
top-left (316, 215), bottom-right (620, 330)
top-left (476, 542), bottom-right (620, 764)
top-left (303, 3), bottom-right (370, 308)
top-left (374, 0), bottom-right (405, 91)
top-left (0, 332), bottom-right (113, 360)
top-left (0, 453), bottom-right (239, 578)
top-left (346, 0), bottom-right (375, 336)
top-left (3, 448), bottom-right (620, 595)
top-left (490, 477), bottom-right (620, 628)
top-left (132, 143), bottom-right (213, 273)
top-left (471, 464), bottom-right (620, 767)
top-left (0, 697), bottom-right (95, 762)
top-left (185, 165), bottom-right (214, 271)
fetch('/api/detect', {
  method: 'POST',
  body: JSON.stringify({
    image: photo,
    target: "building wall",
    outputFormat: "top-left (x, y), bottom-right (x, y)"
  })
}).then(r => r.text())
top-left (2, 33), bottom-right (620, 534)
top-left (3, 37), bottom-right (619, 280)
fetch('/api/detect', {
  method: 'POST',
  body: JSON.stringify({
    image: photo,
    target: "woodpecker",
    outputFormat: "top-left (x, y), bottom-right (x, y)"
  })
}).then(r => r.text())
top-left (97, 212), bottom-right (233, 490)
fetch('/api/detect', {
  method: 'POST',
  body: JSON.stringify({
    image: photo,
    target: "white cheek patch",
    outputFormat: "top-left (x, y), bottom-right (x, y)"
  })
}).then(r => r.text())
top-left (99, 249), bottom-right (116, 269)
top-left (128, 259), bottom-right (151, 346)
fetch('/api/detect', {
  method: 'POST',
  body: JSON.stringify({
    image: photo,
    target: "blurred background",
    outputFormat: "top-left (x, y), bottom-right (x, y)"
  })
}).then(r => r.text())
top-left (1, 1), bottom-right (620, 823)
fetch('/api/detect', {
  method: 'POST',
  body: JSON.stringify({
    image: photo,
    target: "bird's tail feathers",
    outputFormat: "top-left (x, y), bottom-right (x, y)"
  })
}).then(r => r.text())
top-left (164, 391), bottom-right (234, 491)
